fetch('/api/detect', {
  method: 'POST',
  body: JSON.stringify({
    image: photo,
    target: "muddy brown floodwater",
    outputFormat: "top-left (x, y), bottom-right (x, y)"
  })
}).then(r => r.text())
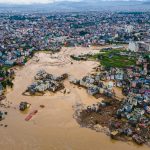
top-left (0, 47), bottom-right (149, 150)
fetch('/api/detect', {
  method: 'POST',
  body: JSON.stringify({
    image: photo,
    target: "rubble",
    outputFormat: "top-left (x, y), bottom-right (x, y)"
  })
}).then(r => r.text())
top-left (75, 95), bottom-right (150, 145)
top-left (75, 98), bottom-right (121, 129)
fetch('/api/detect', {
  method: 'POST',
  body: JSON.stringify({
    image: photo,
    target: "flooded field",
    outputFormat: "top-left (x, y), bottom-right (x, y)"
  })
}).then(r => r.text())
top-left (0, 47), bottom-right (149, 150)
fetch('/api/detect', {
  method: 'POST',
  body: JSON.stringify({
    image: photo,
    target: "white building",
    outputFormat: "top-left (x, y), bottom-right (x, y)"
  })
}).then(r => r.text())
top-left (128, 41), bottom-right (139, 52)
top-left (125, 25), bottom-right (134, 33)
top-left (128, 41), bottom-right (150, 52)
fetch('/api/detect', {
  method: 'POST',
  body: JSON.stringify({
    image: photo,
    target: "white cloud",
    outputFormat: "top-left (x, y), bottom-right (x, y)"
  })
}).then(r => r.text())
top-left (0, 0), bottom-right (81, 4)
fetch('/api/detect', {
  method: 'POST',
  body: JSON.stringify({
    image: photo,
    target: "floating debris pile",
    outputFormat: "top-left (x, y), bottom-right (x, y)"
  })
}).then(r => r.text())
top-left (24, 70), bottom-right (68, 95)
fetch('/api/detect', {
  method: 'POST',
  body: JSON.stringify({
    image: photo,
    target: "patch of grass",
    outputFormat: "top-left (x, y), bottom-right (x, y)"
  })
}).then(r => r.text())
top-left (92, 49), bottom-right (136, 68)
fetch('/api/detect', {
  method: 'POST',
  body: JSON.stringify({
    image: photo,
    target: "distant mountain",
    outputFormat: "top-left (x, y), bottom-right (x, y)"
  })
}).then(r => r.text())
top-left (0, 1), bottom-right (150, 12)
top-left (143, 1), bottom-right (150, 4)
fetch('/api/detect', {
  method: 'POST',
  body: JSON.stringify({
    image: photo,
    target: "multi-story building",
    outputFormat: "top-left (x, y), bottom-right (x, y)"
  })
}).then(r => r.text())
top-left (128, 41), bottom-right (150, 52)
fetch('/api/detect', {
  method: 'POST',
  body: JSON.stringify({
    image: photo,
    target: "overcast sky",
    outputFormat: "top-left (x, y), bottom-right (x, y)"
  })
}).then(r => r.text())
top-left (0, 0), bottom-right (147, 4)
top-left (0, 0), bottom-right (81, 4)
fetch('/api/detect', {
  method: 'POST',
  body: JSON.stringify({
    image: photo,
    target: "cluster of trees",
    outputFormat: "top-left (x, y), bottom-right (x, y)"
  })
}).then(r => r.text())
top-left (0, 68), bottom-right (14, 90)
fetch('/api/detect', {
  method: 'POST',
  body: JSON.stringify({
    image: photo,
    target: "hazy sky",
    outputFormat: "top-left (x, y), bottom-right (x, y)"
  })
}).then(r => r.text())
top-left (0, 0), bottom-right (147, 4)
top-left (0, 0), bottom-right (81, 4)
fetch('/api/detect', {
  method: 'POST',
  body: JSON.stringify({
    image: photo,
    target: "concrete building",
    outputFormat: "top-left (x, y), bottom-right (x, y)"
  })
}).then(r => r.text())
top-left (128, 41), bottom-right (139, 52)
top-left (125, 25), bottom-right (134, 33)
top-left (128, 41), bottom-right (150, 52)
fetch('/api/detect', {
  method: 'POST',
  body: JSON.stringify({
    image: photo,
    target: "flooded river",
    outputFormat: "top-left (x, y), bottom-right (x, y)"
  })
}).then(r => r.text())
top-left (0, 47), bottom-right (149, 150)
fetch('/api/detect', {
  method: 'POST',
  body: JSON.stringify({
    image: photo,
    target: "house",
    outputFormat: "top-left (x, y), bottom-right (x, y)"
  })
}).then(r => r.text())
top-left (87, 86), bottom-right (99, 96)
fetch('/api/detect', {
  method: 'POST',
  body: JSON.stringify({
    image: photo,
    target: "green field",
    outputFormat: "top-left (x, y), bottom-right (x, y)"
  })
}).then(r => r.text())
top-left (92, 50), bottom-right (136, 68)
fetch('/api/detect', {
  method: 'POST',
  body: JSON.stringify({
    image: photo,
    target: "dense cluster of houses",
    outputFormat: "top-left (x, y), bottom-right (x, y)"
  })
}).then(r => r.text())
top-left (72, 51), bottom-right (150, 144)
top-left (0, 12), bottom-right (150, 68)
top-left (71, 73), bottom-right (116, 97)
top-left (108, 55), bottom-right (150, 144)
top-left (25, 70), bottom-right (68, 95)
